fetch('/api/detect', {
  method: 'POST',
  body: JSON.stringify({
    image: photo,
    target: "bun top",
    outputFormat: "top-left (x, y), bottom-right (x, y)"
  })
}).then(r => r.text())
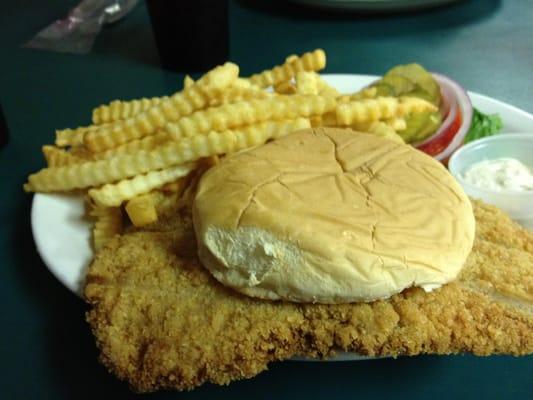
top-left (193, 128), bottom-right (475, 303)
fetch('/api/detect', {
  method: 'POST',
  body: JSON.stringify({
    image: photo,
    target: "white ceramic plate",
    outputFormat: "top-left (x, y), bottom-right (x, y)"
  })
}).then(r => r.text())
top-left (31, 74), bottom-right (533, 359)
top-left (32, 73), bottom-right (533, 295)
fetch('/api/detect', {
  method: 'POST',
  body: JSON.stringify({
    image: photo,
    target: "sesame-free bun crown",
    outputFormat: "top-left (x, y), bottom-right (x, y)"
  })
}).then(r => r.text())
top-left (193, 128), bottom-right (475, 303)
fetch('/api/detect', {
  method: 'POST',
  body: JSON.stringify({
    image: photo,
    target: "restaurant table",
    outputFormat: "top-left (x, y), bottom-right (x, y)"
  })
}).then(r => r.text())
top-left (1, 0), bottom-right (532, 398)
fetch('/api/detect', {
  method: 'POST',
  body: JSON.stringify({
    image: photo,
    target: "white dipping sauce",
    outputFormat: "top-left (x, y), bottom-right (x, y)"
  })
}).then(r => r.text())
top-left (462, 158), bottom-right (533, 192)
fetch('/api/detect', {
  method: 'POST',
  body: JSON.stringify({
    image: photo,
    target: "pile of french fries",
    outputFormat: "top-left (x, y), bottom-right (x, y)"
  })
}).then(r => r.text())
top-left (25, 49), bottom-right (437, 251)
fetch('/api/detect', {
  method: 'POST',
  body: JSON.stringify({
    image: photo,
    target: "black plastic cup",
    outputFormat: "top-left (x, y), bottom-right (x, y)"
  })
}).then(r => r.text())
top-left (145, 0), bottom-right (229, 72)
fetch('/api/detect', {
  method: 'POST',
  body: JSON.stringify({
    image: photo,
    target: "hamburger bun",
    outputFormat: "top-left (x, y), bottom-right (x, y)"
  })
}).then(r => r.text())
top-left (193, 128), bottom-right (475, 303)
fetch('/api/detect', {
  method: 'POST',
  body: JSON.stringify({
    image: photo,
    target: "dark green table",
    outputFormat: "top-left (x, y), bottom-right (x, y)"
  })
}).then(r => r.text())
top-left (1, 1), bottom-right (531, 398)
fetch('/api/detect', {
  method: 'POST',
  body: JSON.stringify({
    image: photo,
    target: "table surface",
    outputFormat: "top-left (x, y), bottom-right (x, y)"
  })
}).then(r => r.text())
top-left (1, 0), bottom-right (532, 398)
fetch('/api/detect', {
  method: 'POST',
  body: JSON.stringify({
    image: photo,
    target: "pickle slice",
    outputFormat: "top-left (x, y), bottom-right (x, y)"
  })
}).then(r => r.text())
top-left (386, 64), bottom-right (441, 106)
top-left (380, 75), bottom-right (416, 97)
top-left (373, 82), bottom-right (394, 97)
top-left (398, 111), bottom-right (442, 143)
top-left (405, 88), bottom-right (436, 104)
top-left (367, 62), bottom-right (444, 143)
top-left (412, 111), bottom-right (442, 142)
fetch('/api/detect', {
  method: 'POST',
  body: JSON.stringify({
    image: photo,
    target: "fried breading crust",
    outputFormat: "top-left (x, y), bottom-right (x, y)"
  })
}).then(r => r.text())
top-left (85, 201), bottom-right (533, 392)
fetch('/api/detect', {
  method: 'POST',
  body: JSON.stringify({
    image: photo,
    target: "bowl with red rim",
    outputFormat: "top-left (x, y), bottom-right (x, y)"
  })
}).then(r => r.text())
top-left (413, 73), bottom-right (473, 163)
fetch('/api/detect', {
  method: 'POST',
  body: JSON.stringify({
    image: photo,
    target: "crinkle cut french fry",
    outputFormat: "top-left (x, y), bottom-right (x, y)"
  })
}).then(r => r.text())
top-left (55, 125), bottom-right (101, 147)
top-left (125, 194), bottom-right (158, 227)
top-left (83, 63), bottom-right (240, 152)
top-left (385, 117), bottom-right (407, 131)
top-left (397, 96), bottom-right (438, 115)
top-left (346, 120), bottom-right (404, 144)
top-left (91, 65), bottom-right (237, 125)
top-left (316, 75), bottom-right (340, 97)
top-left (152, 190), bottom-right (182, 217)
top-left (249, 49), bottom-right (326, 88)
top-left (230, 78), bottom-right (254, 89)
top-left (309, 111), bottom-right (340, 127)
top-left (274, 81), bottom-right (297, 95)
top-left (336, 97), bottom-right (398, 125)
top-left (320, 112), bottom-right (338, 127)
top-left (183, 75), bottom-right (195, 88)
top-left (336, 95), bottom-right (351, 104)
top-left (196, 62), bottom-right (240, 89)
top-left (309, 115), bottom-right (323, 127)
top-left (25, 119), bottom-right (310, 192)
top-left (350, 118), bottom-right (404, 135)
top-left (295, 71), bottom-right (319, 95)
top-left (229, 78), bottom-right (264, 93)
top-left (92, 130), bottom-right (170, 160)
top-left (335, 96), bottom-right (437, 126)
top-left (89, 163), bottom-right (197, 207)
top-left (27, 129), bottom-right (257, 191)
top-left (165, 95), bottom-right (333, 140)
top-left (285, 54), bottom-right (298, 63)
top-left (161, 175), bottom-right (189, 193)
top-left (90, 206), bottom-right (122, 251)
top-left (69, 146), bottom-right (94, 161)
top-left (83, 87), bottom-right (207, 152)
top-left (208, 86), bottom-right (272, 107)
top-left (92, 97), bottom-right (167, 125)
top-left (203, 78), bottom-right (269, 107)
top-left (42, 145), bottom-right (85, 167)
top-left (350, 86), bottom-right (378, 101)
top-left (262, 117), bottom-right (311, 139)
top-left (366, 122), bottom-right (405, 144)
top-left (295, 71), bottom-right (338, 97)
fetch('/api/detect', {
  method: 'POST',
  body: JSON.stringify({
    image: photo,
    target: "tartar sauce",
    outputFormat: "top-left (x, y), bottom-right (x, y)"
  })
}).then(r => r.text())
top-left (462, 158), bottom-right (533, 192)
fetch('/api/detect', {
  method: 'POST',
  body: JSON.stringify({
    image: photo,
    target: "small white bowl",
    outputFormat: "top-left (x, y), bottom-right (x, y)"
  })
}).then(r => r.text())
top-left (448, 133), bottom-right (533, 230)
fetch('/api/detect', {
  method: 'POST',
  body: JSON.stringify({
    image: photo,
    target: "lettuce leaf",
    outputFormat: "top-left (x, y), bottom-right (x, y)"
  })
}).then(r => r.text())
top-left (464, 108), bottom-right (503, 144)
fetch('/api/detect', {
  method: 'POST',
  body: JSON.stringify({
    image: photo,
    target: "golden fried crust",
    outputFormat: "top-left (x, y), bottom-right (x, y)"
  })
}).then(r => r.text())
top-left (85, 200), bottom-right (533, 392)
